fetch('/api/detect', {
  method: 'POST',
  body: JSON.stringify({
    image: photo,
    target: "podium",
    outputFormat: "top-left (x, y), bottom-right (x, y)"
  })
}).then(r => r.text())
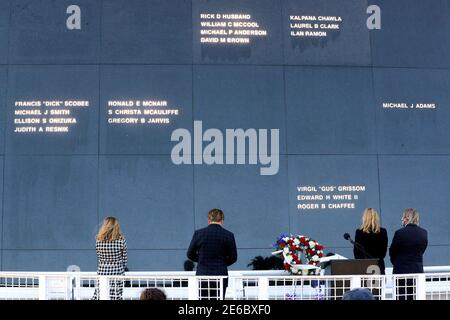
top-left (328, 259), bottom-right (381, 299)
top-left (329, 259), bottom-right (380, 275)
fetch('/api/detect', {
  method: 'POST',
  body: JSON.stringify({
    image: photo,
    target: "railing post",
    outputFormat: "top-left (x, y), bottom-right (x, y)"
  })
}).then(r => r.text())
top-left (68, 274), bottom-right (78, 300)
top-left (391, 275), bottom-right (397, 300)
top-left (73, 273), bottom-right (81, 300)
top-left (229, 277), bottom-right (239, 300)
top-left (258, 277), bottom-right (269, 300)
top-left (219, 277), bottom-right (224, 300)
top-left (38, 275), bottom-right (47, 300)
top-left (380, 275), bottom-right (387, 300)
top-left (188, 276), bottom-right (199, 300)
top-left (350, 275), bottom-right (362, 290)
top-left (98, 276), bottom-right (110, 300)
top-left (416, 274), bottom-right (426, 300)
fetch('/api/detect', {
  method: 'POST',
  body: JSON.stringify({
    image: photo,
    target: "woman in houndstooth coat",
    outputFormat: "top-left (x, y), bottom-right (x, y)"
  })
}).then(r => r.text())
top-left (92, 217), bottom-right (128, 300)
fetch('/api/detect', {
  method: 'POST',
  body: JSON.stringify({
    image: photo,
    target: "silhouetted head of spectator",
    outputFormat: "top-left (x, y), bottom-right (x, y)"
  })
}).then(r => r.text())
top-left (184, 259), bottom-right (195, 271)
top-left (342, 288), bottom-right (374, 300)
top-left (140, 288), bottom-right (167, 300)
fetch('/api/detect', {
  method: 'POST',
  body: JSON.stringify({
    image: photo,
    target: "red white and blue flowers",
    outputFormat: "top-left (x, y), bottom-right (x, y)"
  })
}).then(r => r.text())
top-left (273, 234), bottom-right (324, 275)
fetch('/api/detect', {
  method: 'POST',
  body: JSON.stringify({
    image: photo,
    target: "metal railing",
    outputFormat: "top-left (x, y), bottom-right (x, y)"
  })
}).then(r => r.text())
top-left (0, 268), bottom-right (449, 300)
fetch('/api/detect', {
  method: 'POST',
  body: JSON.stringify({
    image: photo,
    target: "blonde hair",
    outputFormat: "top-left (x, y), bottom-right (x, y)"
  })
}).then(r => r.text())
top-left (96, 217), bottom-right (124, 241)
top-left (360, 208), bottom-right (381, 233)
top-left (403, 208), bottom-right (420, 225)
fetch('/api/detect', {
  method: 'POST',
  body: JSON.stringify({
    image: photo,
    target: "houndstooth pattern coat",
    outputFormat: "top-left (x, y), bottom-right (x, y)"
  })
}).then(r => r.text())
top-left (96, 238), bottom-right (128, 275)
top-left (92, 238), bottom-right (128, 300)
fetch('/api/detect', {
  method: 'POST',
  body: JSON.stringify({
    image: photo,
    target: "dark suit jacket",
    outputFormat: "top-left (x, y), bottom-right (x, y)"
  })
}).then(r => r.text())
top-left (389, 224), bottom-right (428, 274)
top-left (187, 224), bottom-right (238, 276)
top-left (354, 228), bottom-right (388, 274)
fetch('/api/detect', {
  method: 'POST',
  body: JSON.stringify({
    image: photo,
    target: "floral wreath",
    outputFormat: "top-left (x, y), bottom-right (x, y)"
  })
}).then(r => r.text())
top-left (272, 234), bottom-right (324, 275)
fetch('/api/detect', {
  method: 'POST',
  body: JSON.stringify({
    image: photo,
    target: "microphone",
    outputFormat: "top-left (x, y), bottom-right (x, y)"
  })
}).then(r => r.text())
top-left (343, 233), bottom-right (355, 244)
top-left (343, 232), bottom-right (374, 259)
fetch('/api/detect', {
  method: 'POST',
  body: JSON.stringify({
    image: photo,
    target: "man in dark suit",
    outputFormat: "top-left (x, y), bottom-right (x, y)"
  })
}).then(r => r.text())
top-left (389, 208), bottom-right (428, 300)
top-left (187, 208), bottom-right (237, 300)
